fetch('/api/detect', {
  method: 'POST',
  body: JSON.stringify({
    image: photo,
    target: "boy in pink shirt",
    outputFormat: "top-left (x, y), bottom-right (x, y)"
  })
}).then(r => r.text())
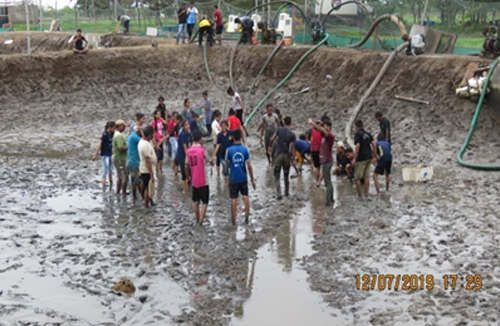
top-left (151, 109), bottom-right (168, 173)
top-left (186, 129), bottom-right (212, 225)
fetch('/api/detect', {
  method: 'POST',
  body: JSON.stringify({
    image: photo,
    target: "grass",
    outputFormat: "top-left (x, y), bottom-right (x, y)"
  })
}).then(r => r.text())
top-left (12, 17), bottom-right (178, 34)
top-left (11, 16), bottom-right (485, 50)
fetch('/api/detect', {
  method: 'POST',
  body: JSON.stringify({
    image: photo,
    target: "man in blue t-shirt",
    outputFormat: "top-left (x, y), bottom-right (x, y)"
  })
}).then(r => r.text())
top-left (373, 133), bottom-right (393, 194)
top-left (211, 120), bottom-right (233, 175)
top-left (225, 129), bottom-right (255, 225)
top-left (186, 2), bottom-right (199, 41)
top-left (176, 119), bottom-right (193, 192)
top-left (127, 129), bottom-right (142, 200)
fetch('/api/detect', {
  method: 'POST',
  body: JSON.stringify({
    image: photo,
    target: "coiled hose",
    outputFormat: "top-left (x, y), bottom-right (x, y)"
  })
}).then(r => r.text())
top-left (244, 34), bottom-right (330, 127)
top-left (457, 57), bottom-right (500, 170)
top-left (345, 14), bottom-right (407, 49)
top-left (345, 41), bottom-right (409, 149)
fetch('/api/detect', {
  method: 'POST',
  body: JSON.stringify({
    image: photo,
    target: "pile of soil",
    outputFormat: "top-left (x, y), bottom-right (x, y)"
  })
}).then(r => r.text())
top-left (1, 42), bottom-right (500, 326)
top-left (1, 44), bottom-right (498, 165)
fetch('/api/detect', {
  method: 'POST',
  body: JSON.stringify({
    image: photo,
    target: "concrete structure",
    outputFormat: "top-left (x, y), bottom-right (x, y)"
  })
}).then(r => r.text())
top-left (1, 1), bottom-right (40, 25)
top-left (409, 24), bottom-right (457, 54)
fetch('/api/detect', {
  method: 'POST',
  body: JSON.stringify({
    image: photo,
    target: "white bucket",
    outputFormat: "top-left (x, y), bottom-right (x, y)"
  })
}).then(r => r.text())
top-left (402, 166), bottom-right (433, 182)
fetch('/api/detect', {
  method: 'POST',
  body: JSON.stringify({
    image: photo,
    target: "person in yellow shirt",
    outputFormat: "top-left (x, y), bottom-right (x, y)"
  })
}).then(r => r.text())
top-left (198, 16), bottom-right (213, 47)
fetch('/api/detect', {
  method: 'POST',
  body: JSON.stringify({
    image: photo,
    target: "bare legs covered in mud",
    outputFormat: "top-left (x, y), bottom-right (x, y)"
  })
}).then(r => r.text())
top-left (231, 196), bottom-right (250, 225)
top-left (373, 172), bottom-right (390, 194)
top-left (194, 201), bottom-right (208, 225)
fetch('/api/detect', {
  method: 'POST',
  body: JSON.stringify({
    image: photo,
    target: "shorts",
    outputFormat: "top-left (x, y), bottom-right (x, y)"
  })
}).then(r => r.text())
top-left (354, 159), bottom-right (371, 181)
top-left (141, 173), bottom-right (151, 195)
top-left (295, 151), bottom-right (304, 165)
top-left (101, 156), bottom-right (113, 178)
top-left (216, 154), bottom-right (222, 167)
top-left (176, 159), bottom-right (187, 181)
top-left (192, 185), bottom-right (209, 204)
top-left (156, 142), bottom-right (164, 162)
top-left (127, 163), bottom-right (140, 185)
top-left (216, 25), bottom-right (223, 34)
top-left (236, 110), bottom-right (244, 124)
top-left (229, 182), bottom-right (248, 199)
top-left (311, 151), bottom-right (320, 168)
top-left (113, 158), bottom-right (128, 180)
top-left (374, 160), bottom-right (392, 175)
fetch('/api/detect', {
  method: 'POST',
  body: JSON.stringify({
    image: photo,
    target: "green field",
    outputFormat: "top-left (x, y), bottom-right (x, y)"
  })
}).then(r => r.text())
top-left (10, 17), bottom-right (484, 50)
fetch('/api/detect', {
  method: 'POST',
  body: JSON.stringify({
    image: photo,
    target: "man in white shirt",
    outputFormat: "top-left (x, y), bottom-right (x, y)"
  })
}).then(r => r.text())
top-left (139, 125), bottom-right (157, 208)
top-left (118, 15), bottom-right (131, 34)
top-left (186, 2), bottom-right (199, 41)
top-left (227, 86), bottom-right (249, 136)
top-left (211, 110), bottom-right (223, 146)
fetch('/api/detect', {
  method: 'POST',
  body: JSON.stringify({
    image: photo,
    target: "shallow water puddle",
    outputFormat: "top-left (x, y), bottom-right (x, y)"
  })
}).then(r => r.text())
top-left (231, 200), bottom-right (349, 325)
top-left (0, 264), bottom-right (106, 325)
top-left (46, 191), bottom-right (102, 213)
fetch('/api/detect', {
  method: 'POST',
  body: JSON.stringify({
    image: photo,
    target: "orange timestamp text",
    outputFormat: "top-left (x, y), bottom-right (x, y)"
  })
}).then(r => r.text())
top-left (355, 274), bottom-right (482, 291)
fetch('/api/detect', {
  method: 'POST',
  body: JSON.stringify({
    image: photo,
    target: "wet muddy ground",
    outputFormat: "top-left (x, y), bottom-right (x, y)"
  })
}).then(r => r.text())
top-left (2, 130), bottom-right (500, 326)
top-left (2, 43), bottom-right (500, 325)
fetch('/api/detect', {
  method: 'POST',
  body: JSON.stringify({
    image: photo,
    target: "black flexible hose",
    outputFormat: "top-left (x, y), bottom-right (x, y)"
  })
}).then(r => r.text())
top-left (344, 14), bottom-right (407, 49)
top-left (320, 0), bottom-right (371, 27)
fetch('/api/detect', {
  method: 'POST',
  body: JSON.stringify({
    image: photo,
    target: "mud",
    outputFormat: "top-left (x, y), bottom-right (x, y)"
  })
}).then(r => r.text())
top-left (1, 42), bottom-right (500, 325)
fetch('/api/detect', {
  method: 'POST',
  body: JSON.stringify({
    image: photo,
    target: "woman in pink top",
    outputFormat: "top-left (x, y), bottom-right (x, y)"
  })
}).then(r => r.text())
top-left (151, 109), bottom-right (168, 173)
top-left (186, 130), bottom-right (213, 225)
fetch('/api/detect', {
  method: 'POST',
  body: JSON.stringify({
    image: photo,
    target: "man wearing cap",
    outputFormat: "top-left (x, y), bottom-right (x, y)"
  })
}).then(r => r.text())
top-left (334, 141), bottom-right (348, 175)
top-left (113, 120), bottom-right (128, 196)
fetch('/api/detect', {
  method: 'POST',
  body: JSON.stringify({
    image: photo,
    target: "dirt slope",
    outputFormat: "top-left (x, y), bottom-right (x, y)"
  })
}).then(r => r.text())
top-left (0, 44), bottom-right (498, 166)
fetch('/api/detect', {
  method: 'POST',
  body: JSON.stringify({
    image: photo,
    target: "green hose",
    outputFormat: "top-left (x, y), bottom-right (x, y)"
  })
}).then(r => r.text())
top-left (457, 57), bottom-right (500, 170)
top-left (244, 34), bottom-right (329, 127)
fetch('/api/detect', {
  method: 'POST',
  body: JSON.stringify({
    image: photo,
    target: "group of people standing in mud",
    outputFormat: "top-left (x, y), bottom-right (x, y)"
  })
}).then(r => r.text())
top-left (92, 88), bottom-right (393, 225)
top-left (258, 108), bottom-right (393, 204)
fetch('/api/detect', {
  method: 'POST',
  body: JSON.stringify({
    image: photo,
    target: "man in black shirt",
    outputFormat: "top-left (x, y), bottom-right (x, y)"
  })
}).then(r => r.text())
top-left (176, 3), bottom-right (188, 45)
top-left (156, 96), bottom-right (168, 121)
top-left (72, 29), bottom-right (89, 54)
top-left (375, 111), bottom-right (391, 144)
top-left (353, 120), bottom-right (377, 198)
top-left (235, 16), bottom-right (254, 44)
top-left (268, 116), bottom-right (297, 199)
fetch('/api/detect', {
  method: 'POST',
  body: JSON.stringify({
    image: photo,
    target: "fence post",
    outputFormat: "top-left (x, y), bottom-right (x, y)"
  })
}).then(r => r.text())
top-left (114, 0), bottom-right (118, 32)
top-left (39, 0), bottom-right (42, 30)
top-left (24, 0), bottom-right (31, 55)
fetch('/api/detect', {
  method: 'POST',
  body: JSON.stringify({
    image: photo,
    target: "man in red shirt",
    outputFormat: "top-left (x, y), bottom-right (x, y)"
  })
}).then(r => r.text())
top-left (227, 108), bottom-right (245, 143)
top-left (213, 5), bottom-right (223, 45)
top-left (308, 118), bottom-right (335, 206)
top-left (307, 121), bottom-right (323, 184)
